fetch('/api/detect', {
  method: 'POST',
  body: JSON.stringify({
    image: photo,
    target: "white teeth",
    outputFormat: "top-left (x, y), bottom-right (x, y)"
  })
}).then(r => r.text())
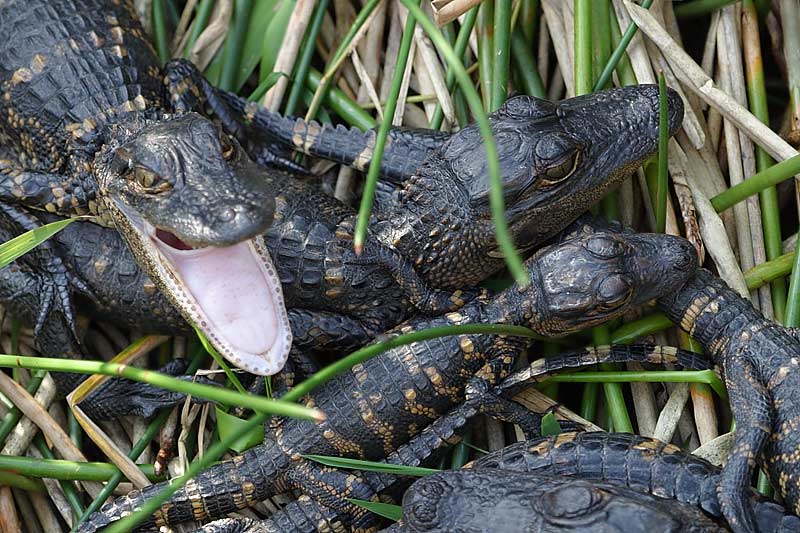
top-left (112, 200), bottom-right (292, 375)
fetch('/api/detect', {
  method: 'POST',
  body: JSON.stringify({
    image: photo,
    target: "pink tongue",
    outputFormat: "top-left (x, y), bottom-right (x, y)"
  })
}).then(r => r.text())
top-left (168, 242), bottom-right (278, 354)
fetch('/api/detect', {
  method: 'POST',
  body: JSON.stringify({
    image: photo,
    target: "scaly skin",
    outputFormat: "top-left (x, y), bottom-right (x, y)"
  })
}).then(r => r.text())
top-left (656, 268), bottom-right (800, 533)
top-left (164, 61), bottom-right (686, 288)
top-left (77, 230), bottom-right (697, 532)
top-left (390, 469), bottom-right (726, 532)
top-left (196, 431), bottom-right (800, 533)
top-left (468, 432), bottom-right (800, 533)
top-left (0, 0), bottom-right (300, 378)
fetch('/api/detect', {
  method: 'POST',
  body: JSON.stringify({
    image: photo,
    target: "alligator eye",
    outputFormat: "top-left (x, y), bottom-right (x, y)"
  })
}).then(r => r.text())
top-left (131, 166), bottom-right (170, 193)
top-left (541, 150), bottom-right (581, 184)
top-left (597, 275), bottom-right (633, 309)
top-left (220, 133), bottom-right (235, 160)
top-left (133, 166), bottom-right (158, 188)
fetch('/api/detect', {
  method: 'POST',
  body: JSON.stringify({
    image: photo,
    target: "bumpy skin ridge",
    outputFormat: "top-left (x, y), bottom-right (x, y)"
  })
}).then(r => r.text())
top-left (197, 431), bottom-right (800, 533)
top-left (78, 230), bottom-right (698, 532)
top-left (0, 0), bottom-right (162, 212)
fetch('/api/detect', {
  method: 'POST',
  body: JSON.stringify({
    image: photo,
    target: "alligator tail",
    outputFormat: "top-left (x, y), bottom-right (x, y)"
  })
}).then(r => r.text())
top-left (499, 344), bottom-right (711, 395)
top-left (77, 440), bottom-right (292, 532)
top-left (217, 90), bottom-right (447, 183)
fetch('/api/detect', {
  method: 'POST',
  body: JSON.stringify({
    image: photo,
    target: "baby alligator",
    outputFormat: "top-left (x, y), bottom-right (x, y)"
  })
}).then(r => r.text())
top-left (77, 229), bottom-right (697, 531)
top-left (193, 431), bottom-right (800, 533)
top-left (3, 86), bottom-right (686, 392)
top-left (387, 469), bottom-right (727, 532)
top-left (172, 62), bottom-right (685, 288)
top-left (198, 468), bottom-right (731, 533)
top-left (0, 0), bottom-right (294, 374)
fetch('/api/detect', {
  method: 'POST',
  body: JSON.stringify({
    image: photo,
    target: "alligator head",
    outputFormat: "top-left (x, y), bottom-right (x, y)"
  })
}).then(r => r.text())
top-left (93, 112), bottom-right (291, 376)
top-left (494, 230), bottom-right (697, 336)
top-left (444, 84), bottom-right (684, 253)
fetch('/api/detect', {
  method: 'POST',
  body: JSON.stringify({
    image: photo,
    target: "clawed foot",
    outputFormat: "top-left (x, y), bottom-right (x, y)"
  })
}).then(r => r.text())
top-left (34, 253), bottom-right (95, 340)
top-left (81, 360), bottom-right (220, 419)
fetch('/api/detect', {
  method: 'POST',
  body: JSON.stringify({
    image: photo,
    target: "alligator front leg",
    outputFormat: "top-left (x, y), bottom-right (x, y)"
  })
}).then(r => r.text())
top-left (0, 203), bottom-right (96, 337)
top-left (0, 162), bottom-right (95, 218)
top-left (0, 255), bottom-right (211, 418)
top-left (355, 241), bottom-right (476, 314)
top-left (283, 460), bottom-right (382, 531)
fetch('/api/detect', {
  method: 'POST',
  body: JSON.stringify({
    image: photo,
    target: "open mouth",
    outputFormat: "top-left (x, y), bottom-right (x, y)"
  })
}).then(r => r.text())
top-left (115, 201), bottom-right (292, 376)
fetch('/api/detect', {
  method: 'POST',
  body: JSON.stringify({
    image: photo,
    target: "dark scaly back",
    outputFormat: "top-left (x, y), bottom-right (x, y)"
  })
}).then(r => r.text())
top-left (468, 432), bottom-right (800, 533)
top-left (0, 0), bottom-right (163, 172)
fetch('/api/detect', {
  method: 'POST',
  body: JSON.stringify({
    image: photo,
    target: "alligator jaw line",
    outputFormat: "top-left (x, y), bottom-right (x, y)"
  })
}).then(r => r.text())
top-left (113, 199), bottom-right (292, 376)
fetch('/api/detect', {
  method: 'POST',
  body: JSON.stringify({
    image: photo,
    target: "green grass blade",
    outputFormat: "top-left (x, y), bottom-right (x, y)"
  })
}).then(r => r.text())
top-left (152, 0), bottom-right (171, 64)
top-left (304, 0), bottom-right (382, 121)
top-left (304, 454), bottom-right (440, 476)
top-left (193, 327), bottom-right (246, 393)
top-left (215, 406), bottom-right (263, 452)
top-left (491, 0), bottom-right (512, 110)
top-left (0, 352), bottom-right (320, 421)
top-left (674, 0), bottom-right (739, 18)
top-left (574, 0), bottom-right (593, 95)
top-left (540, 412), bottom-right (562, 436)
top-left (182, 0), bottom-right (215, 58)
top-left (399, 0), bottom-right (529, 286)
top-left (593, 0), bottom-right (653, 91)
top-left (353, 0), bottom-right (419, 255)
top-left (544, 370), bottom-right (728, 401)
top-left (0, 217), bottom-right (78, 269)
top-left (430, 8), bottom-right (478, 129)
top-left (0, 454), bottom-right (157, 482)
top-left (347, 499), bottom-right (404, 521)
top-left (284, 0), bottom-right (331, 115)
top-left (247, 71), bottom-right (285, 102)
top-left (218, 0), bottom-right (252, 92)
top-left (710, 154), bottom-right (800, 212)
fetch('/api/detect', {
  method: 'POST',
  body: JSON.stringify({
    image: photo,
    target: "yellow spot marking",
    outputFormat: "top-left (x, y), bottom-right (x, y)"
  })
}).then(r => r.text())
top-left (460, 337), bottom-right (474, 353)
top-left (30, 54), bottom-right (47, 73)
top-left (109, 26), bottom-right (124, 44)
top-left (353, 134), bottom-right (376, 170)
top-left (11, 68), bottom-right (33, 84)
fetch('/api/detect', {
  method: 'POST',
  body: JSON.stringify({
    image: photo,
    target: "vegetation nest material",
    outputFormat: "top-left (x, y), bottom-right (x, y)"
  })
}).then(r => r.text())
top-left (1, 0), bottom-right (799, 530)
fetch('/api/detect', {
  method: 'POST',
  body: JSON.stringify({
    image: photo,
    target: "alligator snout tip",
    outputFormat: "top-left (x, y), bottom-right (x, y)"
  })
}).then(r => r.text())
top-left (665, 87), bottom-right (685, 133)
top-left (646, 85), bottom-right (684, 136)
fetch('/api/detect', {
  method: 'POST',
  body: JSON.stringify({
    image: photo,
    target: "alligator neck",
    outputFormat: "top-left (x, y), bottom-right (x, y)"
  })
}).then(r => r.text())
top-left (657, 269), bottom-right (763, 362)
